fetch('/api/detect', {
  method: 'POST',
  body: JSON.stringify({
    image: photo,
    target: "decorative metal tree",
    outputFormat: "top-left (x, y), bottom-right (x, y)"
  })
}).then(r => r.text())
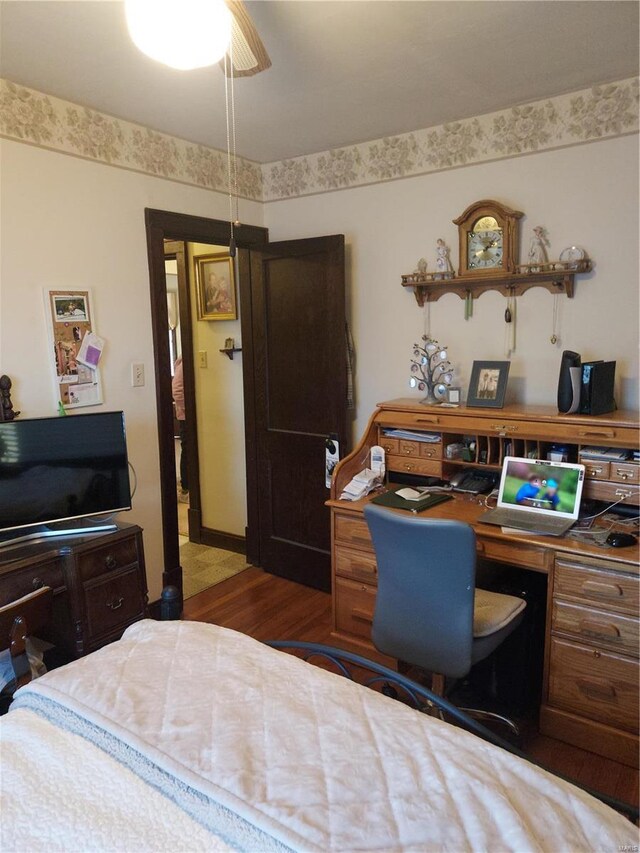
top-left (409, 336), bottom-right (455, 405)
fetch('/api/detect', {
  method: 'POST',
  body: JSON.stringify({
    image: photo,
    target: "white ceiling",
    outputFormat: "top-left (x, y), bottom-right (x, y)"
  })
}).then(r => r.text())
top-left (1, 1), bottom-right (638, 163)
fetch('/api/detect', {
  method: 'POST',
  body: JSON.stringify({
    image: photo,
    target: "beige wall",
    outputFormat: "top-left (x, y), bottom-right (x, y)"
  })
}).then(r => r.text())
top-left (264, 135), bottom-right (639, 440)
top-left (0, 139), bottom-right (262, 599)
top-left (186, 242), bottom-right (246, 537)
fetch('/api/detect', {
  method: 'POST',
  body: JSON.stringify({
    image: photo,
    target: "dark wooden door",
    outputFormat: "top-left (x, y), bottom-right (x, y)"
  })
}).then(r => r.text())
top-left (249, 236), bottom-right (346, 591)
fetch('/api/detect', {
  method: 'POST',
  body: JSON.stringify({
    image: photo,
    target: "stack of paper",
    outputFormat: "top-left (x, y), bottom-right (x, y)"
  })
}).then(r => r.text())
top-left (340, 469), bottom-right (382, 501)
top-left (382, 429), bottom-right (441, 443)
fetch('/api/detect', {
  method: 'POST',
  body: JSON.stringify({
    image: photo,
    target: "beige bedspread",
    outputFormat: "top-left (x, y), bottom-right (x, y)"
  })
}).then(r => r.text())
top-left (3, 619), bottom-right (638, 851)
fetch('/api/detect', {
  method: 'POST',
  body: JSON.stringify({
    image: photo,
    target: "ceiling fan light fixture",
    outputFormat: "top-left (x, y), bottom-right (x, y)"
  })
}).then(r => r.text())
top-left (125, 0), bottom-right (232, 71)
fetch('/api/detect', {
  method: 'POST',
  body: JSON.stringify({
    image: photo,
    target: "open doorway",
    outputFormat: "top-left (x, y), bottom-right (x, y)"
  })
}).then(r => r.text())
top-left (164, 239), bottom-right (250, 599)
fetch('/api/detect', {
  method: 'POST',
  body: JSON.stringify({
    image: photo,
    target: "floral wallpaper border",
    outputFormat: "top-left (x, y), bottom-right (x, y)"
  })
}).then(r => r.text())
top-left (263, 77), bottom-right (639, 201)
top-left (0, 78), bottom-right (263, 202)
top-left (1, 76), bottom-right (638, 205)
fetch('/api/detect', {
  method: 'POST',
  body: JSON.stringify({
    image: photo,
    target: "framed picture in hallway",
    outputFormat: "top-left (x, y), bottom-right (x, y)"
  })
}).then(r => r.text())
top-left (195, 253), bottom-right (237, 321)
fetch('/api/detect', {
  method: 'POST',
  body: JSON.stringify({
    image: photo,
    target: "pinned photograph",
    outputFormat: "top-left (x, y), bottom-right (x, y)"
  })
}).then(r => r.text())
top-left (467, 360), bottom-right (510, 408)
top-left (52, 294), bottom-right (89, 323)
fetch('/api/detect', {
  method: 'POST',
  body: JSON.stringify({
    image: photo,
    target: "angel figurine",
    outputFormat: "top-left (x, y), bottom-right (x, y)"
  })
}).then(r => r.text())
top-left (435, 238), bottom-right (454, 277)
top-left (528, 226), bottom-right (550, 267)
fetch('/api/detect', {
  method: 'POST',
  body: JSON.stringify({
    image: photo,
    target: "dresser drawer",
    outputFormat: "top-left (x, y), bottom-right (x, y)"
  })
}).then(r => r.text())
top-left (84, 567), bottom-right (145, 645)
top-left (583, 461), bottom-right (610, 480)
top-left (611, 463), bottom-right (640, 484)
top-left (335, 577), bottom-right (376, 641)
top-left (387, 456), bottom-right (442, 477)
top-left (0, 559), bottom-right (65, 605)
top-left (477, 537), bottom-right (552, 572)
top-left (548, 638), bottom-right (639, 733)
top-left (335, 546), bottom-right (378, 584)
top-left (552, 600), bottom-right (639, 657)
top-left (77, 536), bottom-right (140, 582)
top-left (554, 561), bottom-right (639, 615)
top-left (420, 443), bottom-right (443, 460)
top-left (334, 513), bottom-right (373, 551)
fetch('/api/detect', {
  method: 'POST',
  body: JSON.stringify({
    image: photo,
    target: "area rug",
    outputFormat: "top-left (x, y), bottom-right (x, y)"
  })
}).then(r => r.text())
top-left (180, 542), bottom-right (249, 599)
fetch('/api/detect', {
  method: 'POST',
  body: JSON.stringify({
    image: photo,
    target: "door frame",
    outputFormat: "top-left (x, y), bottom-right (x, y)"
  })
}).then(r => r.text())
top-left (145, 208), bottom-right (269, 594)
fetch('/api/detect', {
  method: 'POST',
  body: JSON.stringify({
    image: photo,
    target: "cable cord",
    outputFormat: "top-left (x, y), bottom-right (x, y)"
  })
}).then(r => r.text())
top-left (128, 461), bottom-right (138, 501)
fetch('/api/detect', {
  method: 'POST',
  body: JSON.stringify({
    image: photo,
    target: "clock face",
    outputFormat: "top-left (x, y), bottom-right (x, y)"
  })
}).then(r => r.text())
top-left (467, 216), bottom-right (503, 270)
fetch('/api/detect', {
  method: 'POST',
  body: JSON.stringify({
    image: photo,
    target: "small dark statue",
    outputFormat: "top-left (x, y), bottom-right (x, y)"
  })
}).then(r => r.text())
top-left (0, 375), bottom-right (20, 421)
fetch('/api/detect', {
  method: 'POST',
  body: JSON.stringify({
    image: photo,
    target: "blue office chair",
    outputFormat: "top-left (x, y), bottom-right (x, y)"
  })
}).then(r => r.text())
top-left (364, 505), bottom-right (526, 733)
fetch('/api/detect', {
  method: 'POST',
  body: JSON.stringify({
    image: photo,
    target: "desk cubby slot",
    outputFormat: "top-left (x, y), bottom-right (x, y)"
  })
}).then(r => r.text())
top-left (525, 439), bottom-right (539, 459)
top-left (488, 436), bottom-right (500, 465)
top-left (476, 435), bottom-right (488, 464)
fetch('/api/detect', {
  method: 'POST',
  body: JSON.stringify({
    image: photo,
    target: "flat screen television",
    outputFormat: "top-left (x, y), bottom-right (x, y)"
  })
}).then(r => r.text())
top-left (0, 411), bottom-right (131, 546)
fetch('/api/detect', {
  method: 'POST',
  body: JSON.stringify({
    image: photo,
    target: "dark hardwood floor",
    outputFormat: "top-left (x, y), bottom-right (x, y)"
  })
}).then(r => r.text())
top-left (184, 567), bottom-right (639, 810)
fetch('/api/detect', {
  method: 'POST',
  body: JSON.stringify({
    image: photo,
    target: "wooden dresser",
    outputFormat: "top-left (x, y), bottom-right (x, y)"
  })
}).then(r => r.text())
top-left (328, 400), bottom-right (639, 766)
top-left (0, 523), bottom-right (149, 658)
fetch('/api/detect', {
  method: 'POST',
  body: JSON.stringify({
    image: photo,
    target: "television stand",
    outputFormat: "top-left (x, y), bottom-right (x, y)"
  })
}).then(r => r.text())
top-left (0, 522), bottom-right (148, 658)
top-left (0, 519), bottom-right (118, 552)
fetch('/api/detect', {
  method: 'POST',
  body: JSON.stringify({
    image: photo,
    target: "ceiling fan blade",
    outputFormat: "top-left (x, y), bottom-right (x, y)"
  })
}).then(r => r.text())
top-left (222, 0), bottom-right (271, 77)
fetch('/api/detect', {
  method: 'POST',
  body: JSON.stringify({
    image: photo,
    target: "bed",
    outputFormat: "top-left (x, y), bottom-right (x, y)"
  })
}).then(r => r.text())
top-left (1, 619), bottom-right (637, 852)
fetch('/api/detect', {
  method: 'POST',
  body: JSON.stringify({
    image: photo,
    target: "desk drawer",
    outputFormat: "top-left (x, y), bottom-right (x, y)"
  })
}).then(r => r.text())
top-left (77, 536), bottom-right (140, 582)
top-left (335, 546), bottom-right (378, 584)
top-left (379, 437), bottom-right (400, 455)
top-left (84, 567), bottom-right (145, 644)
top-left (387, 456), bottom-right (442, 477)
top-left (0, 559), bottom-right (65, 605)
top-left (334, 513), bottom-right (373, 551)
top-left (420, 443), bottom-right (443, 460)
top-left (552, 600), bottom-right (639, 657)
top-left (477, 537), bottom-right (552, 572)
top-left (611, 463), bottom-right (640, 484)
top-left (583, 479), bottom-right (640, 505)
top-left (548, 637), bottom-right (639, 733)
top-left (584, 461), bottom-right (610, 480)
top-left (555, 561), bottom-right (639, 615)
top-left (399, 440), bottom-right (420, 457)
top-left (335, 577), bottom-right (376, 641)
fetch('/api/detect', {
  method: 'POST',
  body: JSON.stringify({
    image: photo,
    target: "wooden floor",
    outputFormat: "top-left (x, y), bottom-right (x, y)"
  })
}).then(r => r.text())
top-left (184, 566), bottom-right (639, 809)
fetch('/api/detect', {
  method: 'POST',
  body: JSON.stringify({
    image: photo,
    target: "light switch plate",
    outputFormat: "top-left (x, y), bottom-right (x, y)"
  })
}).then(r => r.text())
top-left (131, 362), bottom-right (145, 387)
top-left (198, 351), bottom-right (208, 368)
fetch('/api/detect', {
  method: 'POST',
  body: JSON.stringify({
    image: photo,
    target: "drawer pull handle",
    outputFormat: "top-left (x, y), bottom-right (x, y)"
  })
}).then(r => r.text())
top-left (106, 596), bottom-right (124, 611)
top-left (576, 678), bottom-right (617, 701)
top-left (404, 464), bottom-right (414, 470)
top-left (491, 424), bottom-right (518, 433)
top-left (352, 562), bottom-right (376, 575)
top-left (415, 417), bottom-right (439, 424)
top-left (578, 429), bottom-right (615, 439)
top-left (105, 555), bottom-right (117, 570)
top-left (32, 577), bottom-right (44, 590)
top-left (581, 580), bottom-right (624, 598)
top-left (587, 467), bottom-right (603, 476)
top-left (615, 469), bottom-right (631, 479)
top-left (579, 619), bottom-right (621, 640)
top-left (351, 608), bottom-right (373, 624)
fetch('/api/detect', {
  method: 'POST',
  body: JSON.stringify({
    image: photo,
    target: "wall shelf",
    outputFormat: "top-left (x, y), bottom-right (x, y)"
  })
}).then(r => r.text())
top-left (219, 346), bottom-right (243, 360)
top-left (401, 261), bottom-right (592, 307)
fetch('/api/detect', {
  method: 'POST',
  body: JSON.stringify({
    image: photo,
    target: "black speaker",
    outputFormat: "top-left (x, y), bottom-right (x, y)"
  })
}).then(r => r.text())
top-left (557, 350), bottom-right (581, 414)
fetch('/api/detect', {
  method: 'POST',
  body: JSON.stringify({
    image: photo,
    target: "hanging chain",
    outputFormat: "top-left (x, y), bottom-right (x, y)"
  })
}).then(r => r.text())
top-left (229, 34), bottom-right (239, 226)
top-left (550, 293), bottom-right (559, 344)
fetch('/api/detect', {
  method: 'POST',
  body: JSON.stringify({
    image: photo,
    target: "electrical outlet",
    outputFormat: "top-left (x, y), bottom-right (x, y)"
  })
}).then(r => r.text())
top-left (131, 362), bottom-right (145, 387)
top-left (198, 351), bottom-right (208, 368)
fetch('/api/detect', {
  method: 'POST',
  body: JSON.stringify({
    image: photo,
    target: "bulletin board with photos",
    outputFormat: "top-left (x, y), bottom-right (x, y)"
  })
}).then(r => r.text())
top-left (45, 289), bottom-right (103, 409)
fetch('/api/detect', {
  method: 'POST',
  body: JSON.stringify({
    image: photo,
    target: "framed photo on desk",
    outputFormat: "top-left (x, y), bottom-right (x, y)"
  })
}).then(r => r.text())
top-left (467, 360), bottom-right (510, 408)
